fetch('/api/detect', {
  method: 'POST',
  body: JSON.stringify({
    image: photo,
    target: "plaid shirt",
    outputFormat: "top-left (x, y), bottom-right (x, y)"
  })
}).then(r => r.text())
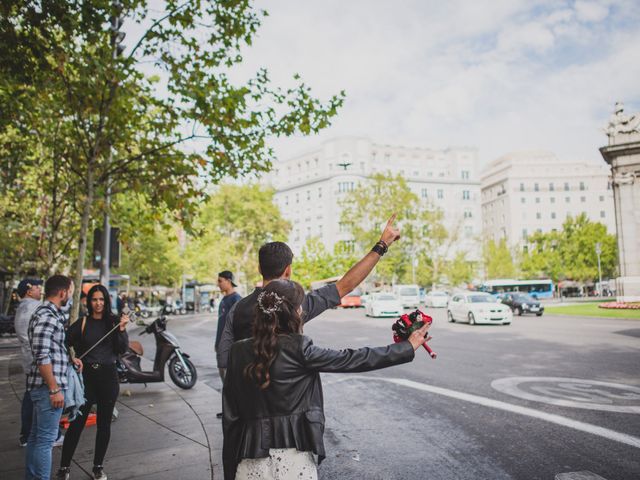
top-left (26, 300), bottom-right (69, 391)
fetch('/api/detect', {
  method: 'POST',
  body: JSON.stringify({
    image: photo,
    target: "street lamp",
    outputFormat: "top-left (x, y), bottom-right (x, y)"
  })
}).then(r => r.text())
top-left (595, 242), bottom-right (603, 297)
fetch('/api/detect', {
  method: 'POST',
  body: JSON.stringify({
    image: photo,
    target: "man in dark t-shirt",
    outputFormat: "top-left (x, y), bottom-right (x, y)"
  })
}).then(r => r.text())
top-left (215, 271), bottom-right (242, 375)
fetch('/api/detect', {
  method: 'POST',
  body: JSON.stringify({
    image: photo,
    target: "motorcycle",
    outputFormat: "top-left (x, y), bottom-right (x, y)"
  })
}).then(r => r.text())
top-left (117, 306), bottom-right (197, 389)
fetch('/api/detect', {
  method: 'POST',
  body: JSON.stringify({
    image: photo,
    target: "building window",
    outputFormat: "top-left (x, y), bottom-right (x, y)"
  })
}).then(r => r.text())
top-left (338, 182), bottom-right (355, 193)
top-left (535, 197), bottom-right (540, 204)
top-left (550, 197), bottom-right (556, 203)
top-left (549, 182), bottom-right (554, 191)
top-left (580, 181), bottom-right (585, 191)
top-left (464, 226), bottom-right (473, 238)
top-left (534, 183), bottom-right (539, 192)
top-left (564, 182), bottom-right (569, 191)
top-left (307, 190), bottom-right (311, 201)
top-left (520, 183), bottom-right (524, 192)
top-left (565, 197), bottom-right (570, 203)
top-left (462, 190), bottom-right (470, 200)
top-left (437, 189), bottom-right (444, 199)
top-left (421, 188), bottom-right (428, 199)
top-left (522, 229), bottom-right (528, 240)
top-left (295, 193), bottom-right (299, 204)
top-left (285, 196), bottom-right (289, 206)
top-left (536, 212), bottom-right (541, 219)
top-left (464, 210), bottom-right (472, 218)
top-left (599, 195), bottom-right (604, 202)
top-left (580, 196), bottom-right (586, 203)
top-left (600, 210), bottom-right (605, 218)
top-left (551, 212), bottom-right (556, 219)
top-left (521, 197), bottom-right (525, 204)
top-left (338, 240), bottom-right (355, 254)
top-left (461, 170), bottom-right (469, 180)
top-left (318, 187), bottom-right (322, 198)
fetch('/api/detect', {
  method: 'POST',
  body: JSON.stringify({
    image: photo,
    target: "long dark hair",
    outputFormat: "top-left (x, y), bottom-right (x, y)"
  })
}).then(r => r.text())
top-left (86, 284), bottom-right (116, 323)
top-left (244, 279), bottom-right (305, 390)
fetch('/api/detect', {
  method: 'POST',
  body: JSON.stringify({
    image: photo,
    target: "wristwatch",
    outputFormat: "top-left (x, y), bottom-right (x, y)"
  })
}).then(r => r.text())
top-left (49, 388), bottom-right (61, 395)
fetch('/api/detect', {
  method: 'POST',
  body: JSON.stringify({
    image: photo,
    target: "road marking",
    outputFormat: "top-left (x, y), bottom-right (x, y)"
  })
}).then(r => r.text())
top-left (491, 377), bottom-right (640, 413)
top-left (555, 472), bottom-right (608, 480)
top-left (325, 376), bottom-right (640, 450)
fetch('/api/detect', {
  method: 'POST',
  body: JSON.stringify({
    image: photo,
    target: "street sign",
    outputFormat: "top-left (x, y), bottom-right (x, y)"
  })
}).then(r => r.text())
top-left (595, 242), bottom-right (602, 255)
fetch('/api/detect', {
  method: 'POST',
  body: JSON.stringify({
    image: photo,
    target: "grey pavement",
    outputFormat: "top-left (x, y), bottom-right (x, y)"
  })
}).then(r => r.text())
top-left (0, 313), bottom-right (223, 480)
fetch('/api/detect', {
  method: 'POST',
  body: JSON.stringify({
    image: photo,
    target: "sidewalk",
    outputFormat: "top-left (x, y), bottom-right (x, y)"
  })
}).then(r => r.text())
top-left (0, 339), bottom-right (224, 480)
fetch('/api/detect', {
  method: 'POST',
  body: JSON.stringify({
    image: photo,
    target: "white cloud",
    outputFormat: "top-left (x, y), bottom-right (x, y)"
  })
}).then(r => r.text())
top-left (136, 0), bottom-right (640, 167)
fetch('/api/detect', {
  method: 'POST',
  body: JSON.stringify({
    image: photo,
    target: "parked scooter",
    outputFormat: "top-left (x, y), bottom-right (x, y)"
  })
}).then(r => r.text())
top-left (117, 306), bottom-right (197, 389)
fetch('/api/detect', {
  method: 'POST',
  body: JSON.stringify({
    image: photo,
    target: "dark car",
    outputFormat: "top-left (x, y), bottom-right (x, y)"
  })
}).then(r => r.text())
top-left (499, 292), bottom-right (544, 316)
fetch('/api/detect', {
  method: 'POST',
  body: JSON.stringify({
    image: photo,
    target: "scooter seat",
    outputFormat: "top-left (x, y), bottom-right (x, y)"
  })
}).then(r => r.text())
top-left (129, 341), bottom-right (144, 356)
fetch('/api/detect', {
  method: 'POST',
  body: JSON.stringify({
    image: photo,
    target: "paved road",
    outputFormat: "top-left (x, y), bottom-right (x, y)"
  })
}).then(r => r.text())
top-left (141, 307), bottom-right (640, 480)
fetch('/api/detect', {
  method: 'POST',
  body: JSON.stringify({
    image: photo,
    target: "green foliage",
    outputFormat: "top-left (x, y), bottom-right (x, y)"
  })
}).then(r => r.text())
top-left (184, 184), bottom-right (291, 289)
top-left (292, 237), bottom-right (358, 290)
top-left (340, 172), bottom-right (459, 286)
top-left (111, 193), bottom-right (184, 286)
top-left (1, 1), bottom-right (343, 318)
top-left (520, 214), bottom-right (617, 282)
top-left (444, 252), bottom-right (475, 287)
top-left (483, 238), bottom-right (517, 279)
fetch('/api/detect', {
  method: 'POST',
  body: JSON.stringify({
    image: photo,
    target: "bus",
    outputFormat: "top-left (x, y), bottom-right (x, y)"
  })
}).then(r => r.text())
top-left (310, 276), bottom-right (363, 308)
top-left (480, 279), bottom-right (554, 299)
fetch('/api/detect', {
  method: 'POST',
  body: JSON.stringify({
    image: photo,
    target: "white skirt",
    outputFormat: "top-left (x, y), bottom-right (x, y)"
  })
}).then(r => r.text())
top-left (235, 448), bottom-right (317, 480)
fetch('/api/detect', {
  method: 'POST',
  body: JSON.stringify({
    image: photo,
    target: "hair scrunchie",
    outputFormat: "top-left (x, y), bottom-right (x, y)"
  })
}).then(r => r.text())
top-left (257, 291), bottom-right (284, 314)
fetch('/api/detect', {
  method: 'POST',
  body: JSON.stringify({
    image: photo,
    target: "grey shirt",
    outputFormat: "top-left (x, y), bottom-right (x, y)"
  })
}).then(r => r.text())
top-left (14, 297), bottom-right (41, 373)
top-left (216, 283), bottom-right (341, 369)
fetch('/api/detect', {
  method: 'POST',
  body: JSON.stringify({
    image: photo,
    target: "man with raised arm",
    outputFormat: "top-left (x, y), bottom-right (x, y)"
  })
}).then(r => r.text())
top-left (216, 214), bottom-right (401, 371)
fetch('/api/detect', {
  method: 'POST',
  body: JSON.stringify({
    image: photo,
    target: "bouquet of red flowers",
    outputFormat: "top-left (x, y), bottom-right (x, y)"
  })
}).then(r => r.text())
top-left (392, 309), bottom-right (437, 359)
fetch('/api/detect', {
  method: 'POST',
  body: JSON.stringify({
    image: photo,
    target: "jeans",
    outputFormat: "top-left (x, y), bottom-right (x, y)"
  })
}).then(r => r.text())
top-left (20, 387), bottom-right (33, 443)
top-left (25, 385), bottom-right (63, 480)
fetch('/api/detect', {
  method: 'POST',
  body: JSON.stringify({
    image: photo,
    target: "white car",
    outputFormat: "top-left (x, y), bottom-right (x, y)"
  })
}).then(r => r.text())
top-left (424, 290), bottom-right (449, 308)
top-left (392, 284), bottom-right (421, 309)
top-left (365, 293), bottom-right (404, 318)
top-left (447, 292), bottom-right (512, 325)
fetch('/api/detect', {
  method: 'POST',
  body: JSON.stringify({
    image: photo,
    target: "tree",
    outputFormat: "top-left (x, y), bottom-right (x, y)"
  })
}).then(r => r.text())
top-left (520, 214), bottom-right (617, 283)
top-left (482, 239), bottom-right (517, 279)
top-left (340, 172), bottom-right (457, 286)
top-left (184, 184), bottom-right (291, 290)
top-left (293, 237), bottom-right (359, 291)
top-left (444, 251), bottom-right (475, 287)
top-left (1, 1), bottom-right (344, 320)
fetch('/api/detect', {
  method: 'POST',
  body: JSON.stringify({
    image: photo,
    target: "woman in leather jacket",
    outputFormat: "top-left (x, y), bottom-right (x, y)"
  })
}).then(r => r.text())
top-left (222, 279), bottom-right (430, 480)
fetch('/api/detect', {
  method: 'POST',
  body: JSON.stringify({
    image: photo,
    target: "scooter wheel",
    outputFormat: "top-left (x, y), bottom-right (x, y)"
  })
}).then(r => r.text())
top-left (168, 356), bottom-right (197, 389)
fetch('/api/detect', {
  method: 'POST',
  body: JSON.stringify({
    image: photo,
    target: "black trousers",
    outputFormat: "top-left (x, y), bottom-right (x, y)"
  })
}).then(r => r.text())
top-left (61, 363), bottom-right (119, 468)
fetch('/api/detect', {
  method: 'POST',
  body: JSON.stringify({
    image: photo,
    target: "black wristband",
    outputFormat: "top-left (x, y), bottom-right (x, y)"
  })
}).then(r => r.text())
top-left (372, 243), bottom-right (386, 256)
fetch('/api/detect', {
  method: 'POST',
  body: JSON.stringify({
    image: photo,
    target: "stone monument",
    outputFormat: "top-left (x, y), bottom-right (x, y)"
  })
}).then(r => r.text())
top-left (600, 102), bottom-right (640, 302)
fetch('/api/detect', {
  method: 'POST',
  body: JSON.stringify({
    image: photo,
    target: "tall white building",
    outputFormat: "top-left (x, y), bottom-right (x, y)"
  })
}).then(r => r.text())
top-left (262, 137), bottom-right (482, 260)
top-left (480, 151), bottom-right (615, 250)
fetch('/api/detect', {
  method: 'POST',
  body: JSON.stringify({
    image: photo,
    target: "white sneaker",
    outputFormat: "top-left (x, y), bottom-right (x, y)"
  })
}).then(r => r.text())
top-left (53, 433), bottom-right (65, 447)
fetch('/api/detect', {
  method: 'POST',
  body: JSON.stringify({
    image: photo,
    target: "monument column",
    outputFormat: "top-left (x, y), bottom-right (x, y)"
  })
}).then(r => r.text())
top-left (600, 102), bottom-right (640, 302)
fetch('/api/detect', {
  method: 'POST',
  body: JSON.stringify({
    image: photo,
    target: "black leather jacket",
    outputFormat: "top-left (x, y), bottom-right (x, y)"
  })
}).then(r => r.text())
top-left (222, 334), bottom-right (415, 479)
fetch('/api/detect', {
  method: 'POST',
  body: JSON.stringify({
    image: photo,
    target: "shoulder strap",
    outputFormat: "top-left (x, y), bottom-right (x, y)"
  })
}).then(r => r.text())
top-left (81, 317), bottom-right (87, 336)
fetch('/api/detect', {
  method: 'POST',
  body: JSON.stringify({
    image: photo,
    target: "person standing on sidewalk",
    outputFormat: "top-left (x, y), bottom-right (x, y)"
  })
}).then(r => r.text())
top-left (222, 280), bottom-right (430, 479)
top-left (14, 278), bottom-right (43, 447)
top-left (25, 275), bottom-right (81, 480)
top-left (216, 214), bottom-right (402, 371)
top-left (215, 271), bottom-right (242, 417)
top-left (56, 284), bottom-right (129, 480)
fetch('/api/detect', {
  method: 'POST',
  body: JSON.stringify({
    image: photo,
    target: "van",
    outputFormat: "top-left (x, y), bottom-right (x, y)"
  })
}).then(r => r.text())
top-left (392, 284), bottom-right (421, 309)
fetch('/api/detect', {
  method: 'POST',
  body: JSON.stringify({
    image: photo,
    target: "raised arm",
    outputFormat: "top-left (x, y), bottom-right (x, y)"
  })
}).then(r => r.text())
top-left (335, 213), bottom-right (401, 298)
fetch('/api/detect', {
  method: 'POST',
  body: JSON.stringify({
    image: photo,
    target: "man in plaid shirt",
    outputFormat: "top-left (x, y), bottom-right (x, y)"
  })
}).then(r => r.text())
top-left (25, 275), bottom-right (82, 480)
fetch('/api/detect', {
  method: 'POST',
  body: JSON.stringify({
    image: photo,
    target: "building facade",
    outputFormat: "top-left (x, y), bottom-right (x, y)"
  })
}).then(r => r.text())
top-left (481, 151), bottom-right (615, 250)
top-left (262, 137), bottom-right (482, 260)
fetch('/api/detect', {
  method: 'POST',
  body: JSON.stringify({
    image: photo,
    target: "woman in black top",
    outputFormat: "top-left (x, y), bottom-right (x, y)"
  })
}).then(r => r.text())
top-left (57, 284), bottom-right (129, 480)
top-left (222, 280), bottom-right (430, 479)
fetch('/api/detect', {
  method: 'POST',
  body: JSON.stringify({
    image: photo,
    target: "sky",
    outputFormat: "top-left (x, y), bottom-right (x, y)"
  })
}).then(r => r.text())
top-left (140, 0), bottom-right (640, 167)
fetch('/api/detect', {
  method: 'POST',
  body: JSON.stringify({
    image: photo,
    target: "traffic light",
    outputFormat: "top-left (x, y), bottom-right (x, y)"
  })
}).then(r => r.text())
top-left (93, 228), bottom-right (121, 269)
